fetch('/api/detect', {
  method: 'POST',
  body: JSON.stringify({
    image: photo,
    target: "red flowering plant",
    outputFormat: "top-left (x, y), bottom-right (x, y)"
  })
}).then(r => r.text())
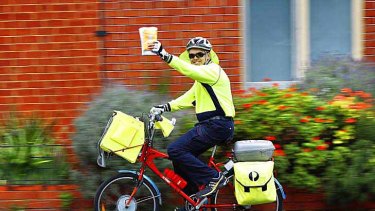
top-left (233, 85), bottom-right (374, 192)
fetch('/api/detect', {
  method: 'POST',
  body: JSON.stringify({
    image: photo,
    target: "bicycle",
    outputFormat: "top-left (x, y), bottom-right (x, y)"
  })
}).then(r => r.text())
top-left (94, 111), bottom-right (286, 211)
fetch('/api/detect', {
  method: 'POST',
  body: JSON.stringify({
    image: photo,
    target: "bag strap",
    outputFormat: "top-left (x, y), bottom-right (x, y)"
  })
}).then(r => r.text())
top-left (201, 83), bottom-right (225, 117)
top-left (235, 176), bottom-right (273, 193)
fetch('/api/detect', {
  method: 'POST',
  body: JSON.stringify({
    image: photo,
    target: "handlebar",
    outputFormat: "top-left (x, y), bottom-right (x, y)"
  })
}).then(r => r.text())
top-left (148, 111), bottom-right (176, 126)
top-left (147, 111), bottom-right (176, 140)
top-left (149, 112), bottom-right (163, 123)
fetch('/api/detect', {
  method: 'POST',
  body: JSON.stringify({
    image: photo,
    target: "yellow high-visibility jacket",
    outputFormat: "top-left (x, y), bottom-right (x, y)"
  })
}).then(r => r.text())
top-left (167, 56), bottom-right (235, 122)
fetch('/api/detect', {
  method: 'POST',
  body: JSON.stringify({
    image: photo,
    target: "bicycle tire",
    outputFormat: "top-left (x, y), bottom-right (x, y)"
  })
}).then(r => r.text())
top-left (94, 172), bottom-right (160, 211)
top-left (210, 177), bottom-right (283, 211)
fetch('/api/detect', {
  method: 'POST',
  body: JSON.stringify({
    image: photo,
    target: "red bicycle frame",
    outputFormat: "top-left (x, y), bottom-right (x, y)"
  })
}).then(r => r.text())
top-left (125, 130), bottom-right (238, 209)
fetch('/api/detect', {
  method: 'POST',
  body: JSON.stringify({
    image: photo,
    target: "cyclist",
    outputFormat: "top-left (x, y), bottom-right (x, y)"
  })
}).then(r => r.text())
top-left (147, 37), bottom-right (235, 205)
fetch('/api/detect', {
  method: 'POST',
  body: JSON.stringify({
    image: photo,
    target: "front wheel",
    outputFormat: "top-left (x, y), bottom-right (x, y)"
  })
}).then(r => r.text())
top-left (94, 172), bottom-right (160, 211)
top-left (211, 176), bottom-right (283, 211)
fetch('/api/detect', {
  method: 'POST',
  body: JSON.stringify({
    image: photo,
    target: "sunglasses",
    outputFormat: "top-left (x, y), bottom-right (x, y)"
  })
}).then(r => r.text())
top-left (189, 52), bottom-right (207, 59)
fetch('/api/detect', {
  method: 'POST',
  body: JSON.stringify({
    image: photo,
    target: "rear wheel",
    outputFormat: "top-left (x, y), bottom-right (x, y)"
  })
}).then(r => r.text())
top-left (211, 176), bottom-right (283, 211)
top-left (94, 172), bottom-right (160, 211)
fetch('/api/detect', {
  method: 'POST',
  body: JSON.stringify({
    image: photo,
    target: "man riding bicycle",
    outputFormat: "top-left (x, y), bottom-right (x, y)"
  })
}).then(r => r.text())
top-left (147, 37), bottom-right (235, 208)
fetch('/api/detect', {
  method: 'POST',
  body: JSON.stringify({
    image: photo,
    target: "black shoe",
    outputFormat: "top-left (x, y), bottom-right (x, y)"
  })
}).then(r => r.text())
top-left (196, 172), bottom-right (227, 198)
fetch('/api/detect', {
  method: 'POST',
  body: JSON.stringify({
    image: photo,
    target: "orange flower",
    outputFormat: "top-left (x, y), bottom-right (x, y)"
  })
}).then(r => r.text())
top-left (325, 119), bottom-right (334, 123)
top-left (278, 105), bottom-right (288, 110)
top-left (272, 83), bottom-right (279, 87)
top-left (314, 118), bottom-right (325, 123)
top-left (316, 144), bottom-right (328, 151)
top-left (282, 93), bottom-right (293, 98)
top-left (349, 102), bottom-right (371, 110)
top-left (257, 92), bottom-right (268, 97)
top-left (354, 90), bottom-right (365, 97)
top-left (234, 120), bottom-right (242, 125)
top-left (344, 118), bottom-right (356, 124)
top-left (312, 136), bottom-right (320, 141)
top-left (274, 149), bottom-right (286, 156)
top-left (341, 88), bottom-right (352, 94)
top-left (258, 100), bottom-right (268, 105)
top-left (300, 118), bottom-right (309, 123)
top-left (265, 136), bottom-right (277, 141)
top-left (287, 86), bottom-right (298, 92)
top-left (233, 89), bottom-right (246, 95)
top-left (242, 103), bottom-right (252, 109)
top-left (333, 95), bottom-right (346, 101)
top-left (353, 90), bottom-right (372, 99)
top-left (274, 144), bottom-right (281, 149)
top-left (361, 92), bottom-right (372, 99)
top-left (316, 106), bottom-right (325, 111)
top-left (301, 92), bottom-right (309, 96)
top-left (365, 99), bottom-right (373, 103)
top-left (303, 148), bottom-right (312, 152)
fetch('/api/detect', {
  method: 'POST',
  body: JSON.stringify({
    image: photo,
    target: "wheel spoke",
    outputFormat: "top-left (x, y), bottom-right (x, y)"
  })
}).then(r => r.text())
top-left (94, 173), bottom-right (159, 211)
top-left (136, 194), bottom-right (160, 204)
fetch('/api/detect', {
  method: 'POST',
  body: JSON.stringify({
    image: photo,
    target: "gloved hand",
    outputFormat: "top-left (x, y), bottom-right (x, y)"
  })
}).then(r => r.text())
top-left (149, 41), bottom-right (173, 63)
top-left (150, 103), bottom-right (171, 114)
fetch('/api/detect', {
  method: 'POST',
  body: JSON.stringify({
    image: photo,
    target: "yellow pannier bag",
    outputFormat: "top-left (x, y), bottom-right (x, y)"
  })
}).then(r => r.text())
top-left (99, 111), bottom-right (144, 163)
top-left (234, 161), bottom-right (276, 205)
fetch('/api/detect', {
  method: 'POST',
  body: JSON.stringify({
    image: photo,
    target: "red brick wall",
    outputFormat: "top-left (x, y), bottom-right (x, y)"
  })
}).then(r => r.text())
top-left (0, 0), bottom-right (102, 154)
top-left (365, 0), bottom-right (375, 62)
top-left (0, 0), bottom-right (243, 149)
top-left (2, 185), bottom-right (374, 210)
top-left (0, 185), bottom-right (91, 210)
top-left (100, 0), bottom-right (243, 95)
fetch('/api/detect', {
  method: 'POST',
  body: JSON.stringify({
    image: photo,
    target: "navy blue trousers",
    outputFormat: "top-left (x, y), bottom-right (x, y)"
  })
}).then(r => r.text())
top-left (167, 118), bottom-right (234, 195)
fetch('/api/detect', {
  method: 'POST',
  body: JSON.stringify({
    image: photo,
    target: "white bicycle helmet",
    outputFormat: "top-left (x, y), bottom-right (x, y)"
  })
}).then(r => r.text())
top-left (186, 37), bottom-right (212, 51)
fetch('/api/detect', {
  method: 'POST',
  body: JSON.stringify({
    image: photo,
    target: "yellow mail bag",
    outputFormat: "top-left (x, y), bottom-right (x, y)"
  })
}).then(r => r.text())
top-left (155, 115), bottom-right (175, 137)
top-left (99, 111), bottom-right (144, 163)
top-left (234, 161), bottom-right (277, 205)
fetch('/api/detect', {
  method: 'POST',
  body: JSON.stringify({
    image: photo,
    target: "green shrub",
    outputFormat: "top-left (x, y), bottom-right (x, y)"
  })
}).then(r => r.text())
top-left (0, 113), bottom-right (70, 184)
top-left (355, 113), bottom-right (375, 142)
top-left (71, 85), bottom-right (194, 200)
top-left (323, 140), bottom-right (375, 205)
top-left (299, 56), bottom-right (375, 100)
top-left (233, 85), bottom-right (374, 198)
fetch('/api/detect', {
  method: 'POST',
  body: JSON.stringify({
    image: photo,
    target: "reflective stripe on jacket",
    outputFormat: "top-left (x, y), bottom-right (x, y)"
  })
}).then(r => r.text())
top-left (167, 55), bottom-right (235, 121)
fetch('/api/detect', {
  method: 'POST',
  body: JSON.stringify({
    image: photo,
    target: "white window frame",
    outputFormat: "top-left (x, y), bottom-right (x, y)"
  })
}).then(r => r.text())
top-left (242, 0), bottom-right (364, 89)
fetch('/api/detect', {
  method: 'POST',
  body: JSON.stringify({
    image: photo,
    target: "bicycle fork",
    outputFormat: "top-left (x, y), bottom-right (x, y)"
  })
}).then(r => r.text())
top-left (124, 175), bottom-right (144, 207)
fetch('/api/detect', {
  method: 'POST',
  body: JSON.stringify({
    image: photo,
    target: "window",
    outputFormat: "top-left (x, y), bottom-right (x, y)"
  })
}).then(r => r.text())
top-left (245, 0), bottom-right (292, 82)
top-left (310, 0), bottom-right (352, 61)
top-left (244, 0), bottom-right (363, 88)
